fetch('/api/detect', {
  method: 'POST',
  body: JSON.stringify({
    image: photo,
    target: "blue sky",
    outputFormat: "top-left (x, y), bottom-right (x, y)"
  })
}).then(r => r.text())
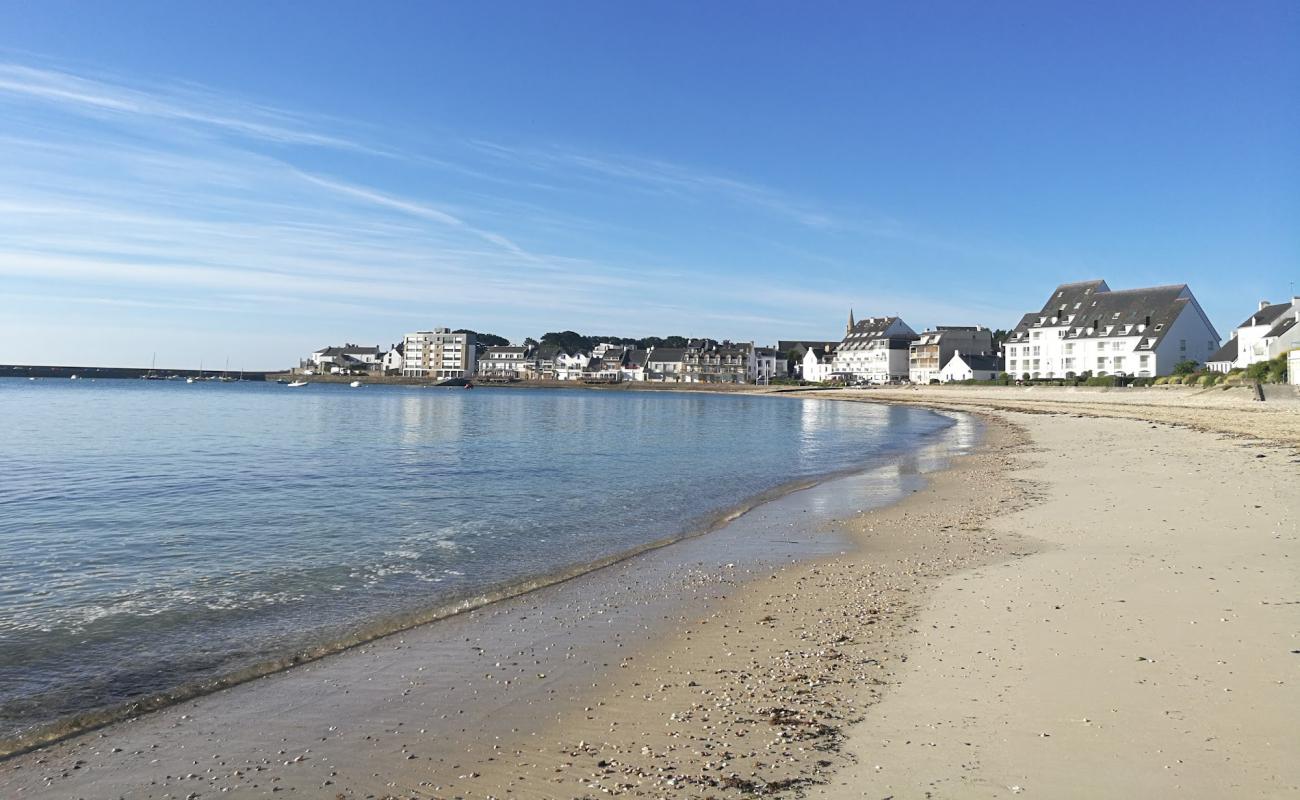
top-left (0, 1), bottom-right (1296, 369)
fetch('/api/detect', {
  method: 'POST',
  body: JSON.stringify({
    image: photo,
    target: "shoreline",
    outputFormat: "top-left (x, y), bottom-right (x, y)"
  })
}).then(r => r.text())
top-left (0, 406), bottom-right (952, 760)
top-left (5, 391), bottom-right (1294, 797)
top-left (0, 401), bottom-right (977, 796)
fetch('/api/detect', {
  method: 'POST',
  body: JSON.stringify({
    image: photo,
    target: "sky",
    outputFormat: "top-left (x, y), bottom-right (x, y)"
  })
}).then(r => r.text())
top-left (0, 1), bottom-right (1296, 370)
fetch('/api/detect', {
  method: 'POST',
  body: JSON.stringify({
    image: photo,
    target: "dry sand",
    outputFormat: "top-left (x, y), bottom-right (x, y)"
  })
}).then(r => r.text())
top-left (3, 387), bottom-right (1296, 798)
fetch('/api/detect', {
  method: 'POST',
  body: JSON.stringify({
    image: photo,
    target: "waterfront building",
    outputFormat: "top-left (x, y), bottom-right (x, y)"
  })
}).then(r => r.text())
top-left (381, 343), bottom-right (404, 374)
top-left (1003, 281), bottom-right (1219, 379)
top-left (477, 345), bottom-right (532, 380)
top-left (682, 340), bottom-right (753, 383)
top-left (402, 328), bottom-right (477, 379)
top-left (645, 348), bottom-right (686, 382)
top-left (909, 327), bottom-right (994, 384)
top-left (831, 311), bottom-right (918, 383)
top-left (939, 352), bottom-right (1004, 382)
top-left (304, 344), bottom-right (385, 375)
top-left (1206, 298), bottom-right (1300, 373)
top-left (619, 349), bottom-right (651, 382)
top-left (553, 350), bottom-right (592, 381)
top-left (754, 347), bottom-right (781, 382)
top-left (801, 346), bottom-right (836, 382)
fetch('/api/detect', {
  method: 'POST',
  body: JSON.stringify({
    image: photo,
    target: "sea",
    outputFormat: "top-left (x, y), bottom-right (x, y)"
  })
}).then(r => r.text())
top-left (0, 379), bottom-right (962, 753)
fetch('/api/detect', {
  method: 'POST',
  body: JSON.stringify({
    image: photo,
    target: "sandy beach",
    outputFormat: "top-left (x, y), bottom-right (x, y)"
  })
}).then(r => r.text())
top-left (2, 386), bottom-right (1297, 798)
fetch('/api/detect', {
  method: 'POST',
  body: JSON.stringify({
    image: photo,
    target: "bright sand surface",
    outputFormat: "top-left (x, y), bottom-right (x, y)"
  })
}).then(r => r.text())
top-left (1, 385), bottom-right (1297, 798)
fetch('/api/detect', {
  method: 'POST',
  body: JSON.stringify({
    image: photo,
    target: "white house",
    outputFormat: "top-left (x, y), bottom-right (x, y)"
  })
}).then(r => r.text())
top-left (801, 347), bottom-right (836, 382)
top-left (909, 327), bottom-right (994, 384)
top-left (477, 346), bottom-right (532, 380)
top-left (381, 343), bottom-right (404, 374)
top-left (402, 328), bottom-right (477, 379)
top-left (939, 352), bottom-right (1004, 382)
top-left (1003, 280), bottom-right (1219, 379)
top-left (831, 312), bottom-right (918, 383)
top-left (645, 348), bottom-right (686, 382)
top-left (1207, 298), bottom-right (1300, 373)
top-left (1289, 350), bottom-right (1300, 386)
top-left (552, 350), bottom-right (591, 381)
top-left (306, 344), bottom-right (384, 374)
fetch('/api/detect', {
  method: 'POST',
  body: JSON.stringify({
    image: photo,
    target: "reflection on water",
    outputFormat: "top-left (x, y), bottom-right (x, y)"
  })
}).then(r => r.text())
top-left (0, 380), bottom-right (958, 748)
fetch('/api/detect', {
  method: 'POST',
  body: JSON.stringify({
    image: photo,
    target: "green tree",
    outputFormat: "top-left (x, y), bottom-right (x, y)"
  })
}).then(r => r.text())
top-left (1172, 359), bottom-right (1199, 376)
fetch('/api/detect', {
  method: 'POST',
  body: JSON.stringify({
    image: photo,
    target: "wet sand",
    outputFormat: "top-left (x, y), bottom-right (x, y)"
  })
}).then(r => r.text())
top-left (4, 388), bottom-right (1297, 798)
top-left (0, 409), bottom-right (981, 798)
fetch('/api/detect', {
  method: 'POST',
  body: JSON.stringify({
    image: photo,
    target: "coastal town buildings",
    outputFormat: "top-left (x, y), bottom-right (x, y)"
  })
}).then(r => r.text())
top-left (381, 343), bottom-right (404, 374)
top-left (754, 347), bottom-right (782, 382)
top-left (1206, 298), bottom-right (1300, 373)
top-left (939, 352), bottom-right (1004, 382)
top-left (304, 344), bottom-right (385, 375)
top-left (402, 328), bottom-right (477, 379)
top-left (1003, 281), bottom-right (1219, 379)
top-left (645, 348), bottom-right (686, 381)
top-left (682, 340), bottom-right (754, 383)
top-left (800, 346), bottom-right (836, 382)
top-left (831, 312), bottom-right (918, 383)
top-left (909, 327), bottom-right (995, 384)
top-left (477, 345), bottom-right (532, 380)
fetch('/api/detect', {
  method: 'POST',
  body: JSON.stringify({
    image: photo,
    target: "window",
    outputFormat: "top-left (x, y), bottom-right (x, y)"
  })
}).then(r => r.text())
top-left (1064, 343), bottom-right (1074, 354)
top-left (1097, 357), bottom-right (1106, 369)
top-left (1140, 355), bottom-right (1149, 366)
top-left (1032, 346), bottom-right (1040, 356)
top-left (1113, 341), bottom-right (1123, 351)
top-left (1180, 339), bottom-right (1187, 352)
top-left (1032, 331), bottom-right (1041, 340)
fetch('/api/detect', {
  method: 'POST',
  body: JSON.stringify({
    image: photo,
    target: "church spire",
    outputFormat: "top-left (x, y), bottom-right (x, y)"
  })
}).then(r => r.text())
top-left (847, 308), bottom-right (855, 333)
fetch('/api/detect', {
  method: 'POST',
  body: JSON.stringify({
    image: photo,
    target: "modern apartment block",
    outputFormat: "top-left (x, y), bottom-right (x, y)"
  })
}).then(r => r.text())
top-left (908, 327), bottom-right (995, 384)
top-left (1003, 280), bottom-right (1219, 379)
top-left (401, 328), bottom-right (477, 378)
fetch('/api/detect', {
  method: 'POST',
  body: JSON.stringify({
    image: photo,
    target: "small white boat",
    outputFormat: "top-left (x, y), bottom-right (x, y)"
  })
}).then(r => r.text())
top-left (287, 380), bottom-right (308, 388)
top-left (349, 380), bottom-right (363, 388)
top-left (186, 377), bottom-right (195, 384)
top-left (69, 374), bottom-right (78, 380)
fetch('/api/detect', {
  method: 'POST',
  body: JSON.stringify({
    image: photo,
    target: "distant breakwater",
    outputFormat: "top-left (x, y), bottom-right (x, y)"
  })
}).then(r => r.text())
top-left (1, 365), bottom-right (270, 381)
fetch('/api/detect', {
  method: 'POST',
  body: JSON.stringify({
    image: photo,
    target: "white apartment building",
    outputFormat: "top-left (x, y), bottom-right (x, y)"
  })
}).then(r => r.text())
top-left (1003, 280), bottom-right (1219, 379)
top-left (831, 312), bottom-right (918, 383)
top-left (402, 328), bottom-right (477, 379)
top-left (1206, 298), bottom-right (1300, 373)
top-left (909, 327), bottom-right (995, 384)
top-left (305, 344), bottom-right (384, 374)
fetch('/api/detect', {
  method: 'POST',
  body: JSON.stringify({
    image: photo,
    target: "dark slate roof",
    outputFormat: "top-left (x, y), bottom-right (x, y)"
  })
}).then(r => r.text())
top-left (1236, 302), bottom-right (1293, 330)
top-left (1207, 336), bottom-right (1238, 364)
top-left (647, 348), bottom-right (686, 363)
top-left (847, 316), bottom-right (899, 336)
top-left (1265, 313), bottom-right (1297, 339)
top-left (1038, 280), bottom-right (1110, 314)
top-left (949, 353), bottom-right (1004, 372)
top-left (1008, 283), bottom-right (1207, 351)
top-left (777, 340), bottom-right (840, 355)
top-left (534, 344), bottom-right (565, 360)
top-left (316, 345), bottom-right (381, 356)
top-left (623, 349), bottom-right (650, 365)
top-left (838, 317), bottom-right (915, 352)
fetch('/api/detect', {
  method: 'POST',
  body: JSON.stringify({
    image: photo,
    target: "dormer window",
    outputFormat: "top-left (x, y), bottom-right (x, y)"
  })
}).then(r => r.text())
top-left (1153, 323), bottom-right (1164, 332)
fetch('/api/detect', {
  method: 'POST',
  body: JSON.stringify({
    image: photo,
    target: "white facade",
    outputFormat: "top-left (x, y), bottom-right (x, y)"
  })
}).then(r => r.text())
top-left (402, 328), bottom-right (477, 379)
top-left (1004, 281), bottom-right (1219, 379)
top-left (909, 327), bottom-right (994, 384)
top-left (477, 346), bottom-right (532, 379)
top-left (831, 315), bottom-right (917, 383)
top-left (801, 348), bottom-right (836, 382)
top-left (939, 352), bottom-right (1003, 382)
top-left (753, 348), bottom-right (780, 383)
top-left (381, 346), bottom-right (404, 374)
top-left (1208, 298), bottom-right (1300, 373)
top-left (308, 344), bottom-right (383, 374)
top-left (1289, 350), bottom-right (1300, 386)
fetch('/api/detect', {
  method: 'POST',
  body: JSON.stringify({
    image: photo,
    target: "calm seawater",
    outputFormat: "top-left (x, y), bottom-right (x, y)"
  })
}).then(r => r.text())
top-left (0, 380), bottom-right (952, 747)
